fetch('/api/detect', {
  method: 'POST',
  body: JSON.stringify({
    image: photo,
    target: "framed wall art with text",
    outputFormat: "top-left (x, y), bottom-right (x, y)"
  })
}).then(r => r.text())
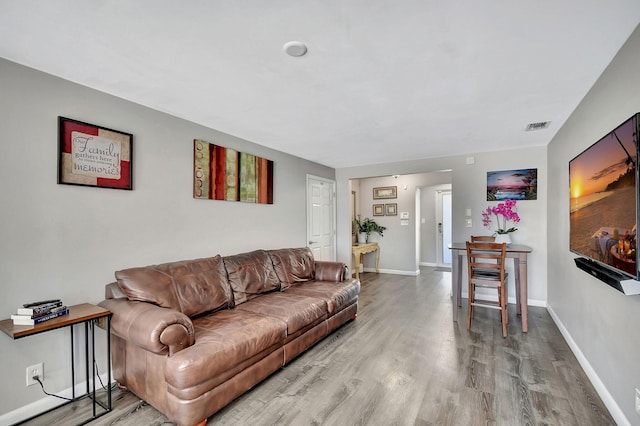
top-left (58, 117), bottom-right (133, 190)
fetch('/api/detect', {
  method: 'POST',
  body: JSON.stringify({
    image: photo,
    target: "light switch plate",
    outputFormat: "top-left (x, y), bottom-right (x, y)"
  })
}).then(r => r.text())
top-left (465, 219), bottom-right (472, 228)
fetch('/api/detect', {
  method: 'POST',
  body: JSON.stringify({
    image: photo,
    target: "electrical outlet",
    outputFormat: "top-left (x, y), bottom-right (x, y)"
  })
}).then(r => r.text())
top-left (25, 363), bottom-right (43, 387)
top-left (635, 388), bottom-right (640, 416)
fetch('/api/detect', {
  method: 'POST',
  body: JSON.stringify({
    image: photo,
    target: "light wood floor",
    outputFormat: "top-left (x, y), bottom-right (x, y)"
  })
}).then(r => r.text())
top-left (20, 267), bottom-right (615, 426)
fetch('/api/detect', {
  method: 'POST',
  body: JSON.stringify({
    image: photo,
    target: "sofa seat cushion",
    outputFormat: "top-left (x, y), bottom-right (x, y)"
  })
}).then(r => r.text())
top-left (268, 247), bottom-right (315, 290)
top-left (283, 279), bottom-right (360, 315)
top-left (223, 250), bottom-right (280, 305)
top-left (165, 309), bottom-right (286, 393)
top-left (235, 292), bottom-right (328, 336)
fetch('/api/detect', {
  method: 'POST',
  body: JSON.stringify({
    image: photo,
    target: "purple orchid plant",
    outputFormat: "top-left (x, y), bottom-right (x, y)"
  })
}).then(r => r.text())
top-left (481, 199), bottom-right (520, 235)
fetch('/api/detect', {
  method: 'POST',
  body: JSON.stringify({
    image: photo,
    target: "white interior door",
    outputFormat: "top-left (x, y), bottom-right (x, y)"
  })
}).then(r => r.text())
top-left (306, 175), bottom-right (336, 261)
top-left (436, 190), bottom-right (452, 266)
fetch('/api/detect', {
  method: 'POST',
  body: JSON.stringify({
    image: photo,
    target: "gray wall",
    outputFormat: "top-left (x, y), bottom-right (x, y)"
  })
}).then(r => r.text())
top-left (547, 24), bottom-right (640, 425)
top-left (336, 146), bottom-right (548, 305)
top-left (0, 58), bottom-right (333, 421)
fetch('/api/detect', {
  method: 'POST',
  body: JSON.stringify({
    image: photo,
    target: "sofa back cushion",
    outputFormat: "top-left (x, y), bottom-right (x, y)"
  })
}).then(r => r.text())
top-left (116, 266), bottom-right (179, 309)
top-left (115, 255), bottom-right (233, 317)
top-left (223, 250), bottom-right (280, 305)
top-left (268, 247), bottom-right (315, 290)
top-left (168, 256), bottom-right (234, 317)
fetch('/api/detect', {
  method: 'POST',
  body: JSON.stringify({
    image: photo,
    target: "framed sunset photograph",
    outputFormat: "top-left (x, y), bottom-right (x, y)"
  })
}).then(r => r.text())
top-left (486, 168), bottom-right (537, 201)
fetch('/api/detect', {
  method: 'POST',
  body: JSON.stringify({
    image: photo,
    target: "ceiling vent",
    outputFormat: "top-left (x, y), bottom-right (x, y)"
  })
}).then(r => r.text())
top-left (525, 121), bottom-right (551, 131)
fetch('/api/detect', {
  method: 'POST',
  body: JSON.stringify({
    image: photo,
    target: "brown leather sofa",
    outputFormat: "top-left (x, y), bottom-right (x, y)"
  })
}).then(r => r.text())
top-left (98, 247), bottom-right (360, 426)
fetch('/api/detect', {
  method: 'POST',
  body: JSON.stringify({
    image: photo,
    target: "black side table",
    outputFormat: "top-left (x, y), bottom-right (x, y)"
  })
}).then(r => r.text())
top-left (0, 303), bottom-right (112, 425)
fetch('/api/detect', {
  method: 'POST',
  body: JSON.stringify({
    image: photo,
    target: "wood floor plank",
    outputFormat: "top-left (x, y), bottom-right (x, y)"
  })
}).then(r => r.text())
top-left (19, 268), bottom-right (616, 426)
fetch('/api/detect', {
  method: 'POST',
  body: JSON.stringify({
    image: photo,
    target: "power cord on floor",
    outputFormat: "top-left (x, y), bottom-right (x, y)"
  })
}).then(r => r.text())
top-left (34, 375), bottom-right (73, 401)
top-left (94, 359), bottom-right (110, 391)
top-left (33, 359), bottom-right (117, 400)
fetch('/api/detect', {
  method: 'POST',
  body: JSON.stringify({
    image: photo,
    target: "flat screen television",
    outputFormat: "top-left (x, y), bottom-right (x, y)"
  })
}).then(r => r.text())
top-left (569, 113), bottom-right (639, 282)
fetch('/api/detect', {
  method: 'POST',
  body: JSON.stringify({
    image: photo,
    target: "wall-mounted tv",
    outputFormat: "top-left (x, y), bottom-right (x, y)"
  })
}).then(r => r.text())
top-left (569, 113), bottom-right (639, 285)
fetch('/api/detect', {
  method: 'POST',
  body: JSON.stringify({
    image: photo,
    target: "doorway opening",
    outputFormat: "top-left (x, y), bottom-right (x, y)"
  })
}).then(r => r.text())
top-left (350, 173), bottom-right (452, 276)
top-left (436, 190), bottom-right (452, 266)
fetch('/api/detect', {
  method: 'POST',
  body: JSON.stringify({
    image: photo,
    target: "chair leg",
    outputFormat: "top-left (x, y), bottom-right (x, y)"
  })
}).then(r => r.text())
top-left (467, 282), bottom-right (473, 331)
top-left (501, 309), bottom-right (508, 337)
top-left (500, 285), bottom-right (508, 338)
top-left (505, 283), bottom-right (509, 325)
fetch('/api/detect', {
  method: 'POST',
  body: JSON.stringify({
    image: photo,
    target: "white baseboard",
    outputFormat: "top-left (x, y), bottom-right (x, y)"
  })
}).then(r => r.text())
top-left (0, 374), bottom-right (113, 426)
top-left (546, 305), bottom-right (630, 426)
top-left (523, 298), bottom-right (546, 307)
top-left (363, 267), bottom-right (421, 276)
top-left (419, 261), bottom-right (437, 267)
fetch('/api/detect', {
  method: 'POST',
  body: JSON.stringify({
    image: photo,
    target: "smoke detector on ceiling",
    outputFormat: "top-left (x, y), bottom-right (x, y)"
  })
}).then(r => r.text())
top-left (283, 41), bottom-right (308, 57)
top-left (525, 121), bottom-right (551, 131)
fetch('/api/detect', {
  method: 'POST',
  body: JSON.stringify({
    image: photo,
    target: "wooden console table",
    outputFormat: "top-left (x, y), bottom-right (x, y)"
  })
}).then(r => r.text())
top-left (352, 242), bottom-right (380, 281)
top-left (0, 303), bottom-right (112, 425)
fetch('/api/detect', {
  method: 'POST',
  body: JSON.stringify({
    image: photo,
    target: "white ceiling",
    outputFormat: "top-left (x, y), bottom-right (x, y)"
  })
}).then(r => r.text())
top-left (1, 1), bottom-right (639, 168)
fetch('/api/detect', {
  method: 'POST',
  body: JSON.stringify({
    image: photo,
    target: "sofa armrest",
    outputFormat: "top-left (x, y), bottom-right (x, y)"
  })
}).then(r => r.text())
top-left (98, 298), bottom-right (195, 356)
top-left (315, 261), bottom-right (348, 282)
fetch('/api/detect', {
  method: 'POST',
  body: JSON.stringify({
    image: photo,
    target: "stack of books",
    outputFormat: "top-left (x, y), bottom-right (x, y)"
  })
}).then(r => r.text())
top-left (11, 299), bottom-right (69, 326)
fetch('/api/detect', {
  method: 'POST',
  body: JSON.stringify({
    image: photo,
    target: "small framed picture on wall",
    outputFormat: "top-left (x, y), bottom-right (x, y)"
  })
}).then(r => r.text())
top-left (373, 186), bottom-right (397, 199)
top-left (373, 204), bottom-right (384, 216)
top-left (385, 203), bottom-right (397, 216)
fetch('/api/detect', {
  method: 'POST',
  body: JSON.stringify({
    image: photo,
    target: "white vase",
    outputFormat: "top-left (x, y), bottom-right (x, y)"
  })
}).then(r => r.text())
top-left (357, 233), bottom-right (368, 244)
top-left (494, 233), bottom-right (512, 245)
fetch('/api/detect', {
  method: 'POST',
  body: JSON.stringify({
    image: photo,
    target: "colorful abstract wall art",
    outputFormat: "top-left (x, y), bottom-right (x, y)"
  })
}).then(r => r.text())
top-left (194, 139), bottom-right (274, 204)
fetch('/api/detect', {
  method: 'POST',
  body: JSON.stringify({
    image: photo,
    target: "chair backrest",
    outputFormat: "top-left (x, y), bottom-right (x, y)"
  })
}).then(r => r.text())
top-left (465, 241), bottom-right (507, 280)
top-left (471, 235), bottom-right (495, 242)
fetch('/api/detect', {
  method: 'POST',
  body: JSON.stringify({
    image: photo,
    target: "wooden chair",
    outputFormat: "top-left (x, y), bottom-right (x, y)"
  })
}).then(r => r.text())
top-left (466, 241), bottom-right (509, 337)
top-left (471, 235), bottom-right (495, 242)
